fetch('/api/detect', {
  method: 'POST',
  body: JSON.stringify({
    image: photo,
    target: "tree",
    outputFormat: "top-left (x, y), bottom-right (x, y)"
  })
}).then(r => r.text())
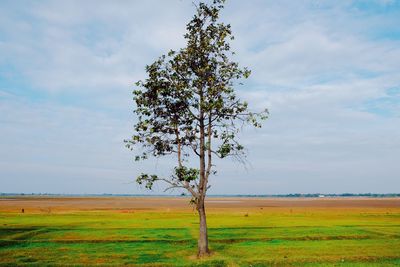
top-left (125, 0), bottom-right (267, 257)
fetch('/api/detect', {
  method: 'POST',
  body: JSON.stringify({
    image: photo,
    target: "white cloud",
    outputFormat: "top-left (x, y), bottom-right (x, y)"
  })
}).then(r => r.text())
top-left (0, 0), bottom-right (192, 92)
top-left (0, 0), bottom-right (399, 194)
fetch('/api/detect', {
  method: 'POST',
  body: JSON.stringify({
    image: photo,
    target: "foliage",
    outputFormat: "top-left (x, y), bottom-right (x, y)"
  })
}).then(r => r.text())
top-left (125, 0), bottom-right (267, 201)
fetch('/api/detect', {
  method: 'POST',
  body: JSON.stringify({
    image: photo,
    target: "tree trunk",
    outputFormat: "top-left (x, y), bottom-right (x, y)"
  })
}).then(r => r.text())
top-left (197, 86), bottom-right (209, 257)
top-left (197, 198), bottom-right (209, 257)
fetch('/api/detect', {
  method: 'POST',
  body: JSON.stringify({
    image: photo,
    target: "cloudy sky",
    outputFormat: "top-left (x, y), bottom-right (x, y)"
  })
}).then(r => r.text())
top-left (1, 0), bottom-right (399, 194)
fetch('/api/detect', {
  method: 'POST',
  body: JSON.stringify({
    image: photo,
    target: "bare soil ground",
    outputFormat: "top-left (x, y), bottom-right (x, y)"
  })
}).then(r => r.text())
top-left (0, 196), bottom-right (399, 212)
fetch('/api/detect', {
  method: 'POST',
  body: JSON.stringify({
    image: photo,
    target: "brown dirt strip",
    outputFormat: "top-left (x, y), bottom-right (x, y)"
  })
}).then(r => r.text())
top-left (0, 197), bottom-right (399, 212)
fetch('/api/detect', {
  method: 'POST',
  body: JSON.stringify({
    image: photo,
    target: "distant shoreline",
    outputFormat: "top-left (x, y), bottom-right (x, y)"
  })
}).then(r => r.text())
top-left (1, 193), bottom-right (400, 198)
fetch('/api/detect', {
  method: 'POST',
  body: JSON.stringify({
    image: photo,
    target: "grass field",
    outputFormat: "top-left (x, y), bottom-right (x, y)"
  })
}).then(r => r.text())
top-left (0, 197), bottom-right (399, 266)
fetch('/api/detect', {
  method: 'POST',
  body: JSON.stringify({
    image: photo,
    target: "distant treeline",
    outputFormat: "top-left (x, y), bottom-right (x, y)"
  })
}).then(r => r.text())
top-left (236, 193), bottom-right (400, 198)
top-left (1, 193), bottom-right (399, 198)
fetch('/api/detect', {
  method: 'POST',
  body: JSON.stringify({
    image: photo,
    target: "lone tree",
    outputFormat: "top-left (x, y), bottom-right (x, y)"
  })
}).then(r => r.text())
top-left (126, 0), bottom-right (267, 257)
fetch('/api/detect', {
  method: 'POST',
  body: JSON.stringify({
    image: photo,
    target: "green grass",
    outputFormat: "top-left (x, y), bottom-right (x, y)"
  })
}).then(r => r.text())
top-left (0, 209), bottom-right (399, 266)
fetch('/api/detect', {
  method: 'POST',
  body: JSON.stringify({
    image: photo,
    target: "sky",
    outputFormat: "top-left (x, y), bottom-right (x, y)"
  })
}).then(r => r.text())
top-left (0, 0), bottom-right (399, 195)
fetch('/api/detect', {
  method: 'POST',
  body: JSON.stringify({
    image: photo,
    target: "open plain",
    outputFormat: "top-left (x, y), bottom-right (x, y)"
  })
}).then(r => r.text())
top-left (0, 196), bottom-right (399, 266)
